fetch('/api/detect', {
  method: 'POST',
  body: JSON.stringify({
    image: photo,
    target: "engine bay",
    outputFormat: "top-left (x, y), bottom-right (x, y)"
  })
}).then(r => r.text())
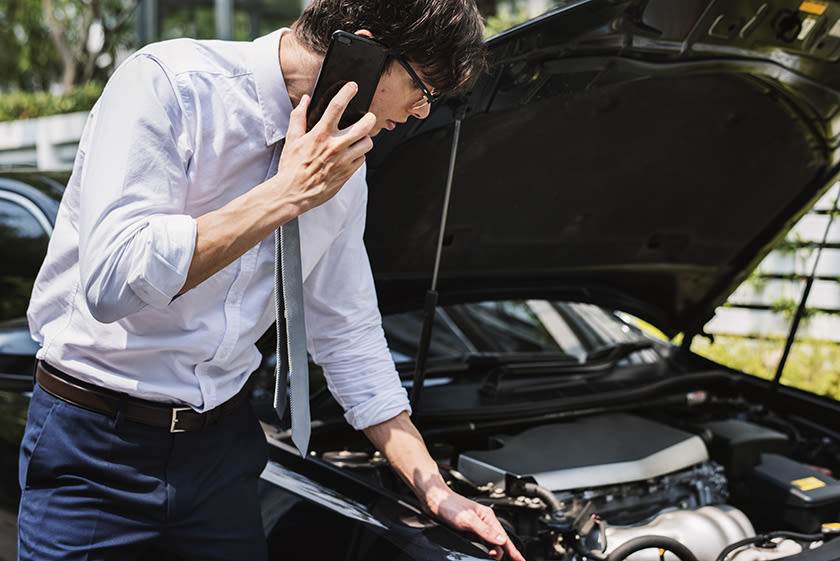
top-left (316, 391), bottom-right (840, 561)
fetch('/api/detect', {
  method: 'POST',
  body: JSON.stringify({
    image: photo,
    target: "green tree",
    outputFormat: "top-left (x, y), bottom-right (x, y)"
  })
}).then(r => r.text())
top-left (42, 0), bottom-right (138, 94)
top-left (0, 0), bottom-right (137, 94)
top-left (0, 0), bottom-right (63, 91)
top-left (484, 2), bottom-right (531, 37)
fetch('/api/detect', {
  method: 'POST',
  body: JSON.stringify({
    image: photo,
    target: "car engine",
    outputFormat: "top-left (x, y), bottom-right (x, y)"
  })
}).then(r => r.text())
top-left (399, 410), bottom-right (840, 561)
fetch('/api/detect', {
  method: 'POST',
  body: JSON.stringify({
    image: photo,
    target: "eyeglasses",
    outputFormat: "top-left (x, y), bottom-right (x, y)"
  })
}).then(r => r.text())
top-left (391, 53), bottom-right (440, 110)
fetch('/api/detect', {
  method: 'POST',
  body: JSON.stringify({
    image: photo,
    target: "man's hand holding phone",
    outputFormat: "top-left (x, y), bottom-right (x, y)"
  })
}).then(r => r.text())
top-left (268, 29), bottom-right (385, 225)
top-left (273, 81), bottom-right (375, 217)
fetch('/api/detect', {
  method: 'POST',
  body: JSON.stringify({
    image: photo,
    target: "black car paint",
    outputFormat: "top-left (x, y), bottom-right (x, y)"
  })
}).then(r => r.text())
top-left (259, 438), bottom-right (494, 560)
top-left (0, 172), bottom-right (63, 328)
top-left (365, 0), bottom-right (840, 339)
top-left (0, 170), bottom-right (67, 341)
top-left (0, 171), bottom-right (69, 512)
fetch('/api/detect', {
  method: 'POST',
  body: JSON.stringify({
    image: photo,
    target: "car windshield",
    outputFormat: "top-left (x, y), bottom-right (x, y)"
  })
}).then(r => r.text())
top-left (382, 299), bottom-right (657, 365)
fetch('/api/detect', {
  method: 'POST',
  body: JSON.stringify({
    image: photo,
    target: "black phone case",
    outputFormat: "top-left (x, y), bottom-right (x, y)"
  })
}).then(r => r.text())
top-left (306, 31), bottom-right (389, 131)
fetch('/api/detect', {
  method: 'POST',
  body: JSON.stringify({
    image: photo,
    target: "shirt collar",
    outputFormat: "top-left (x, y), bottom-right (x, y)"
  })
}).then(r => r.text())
top-left (251, 29), bottom-right (294, 146)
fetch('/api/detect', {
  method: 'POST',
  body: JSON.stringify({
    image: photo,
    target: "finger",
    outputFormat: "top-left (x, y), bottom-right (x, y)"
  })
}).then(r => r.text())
top-left (317, 81), bottom-right (359, 130)
top-left (345, 111), bottom-right (376, 138)
top-left (487, 535), bottom-right (525, 561)
top-left (286, 94), bottom-right (309, 141)
top-left (472, 507), bottom-right (509, 545)
top-left (334, 136), bottom-right (372, 180)
top-left (347, 155), bottom-right (367, 176)
top-left (492, 536), bottom-right (526, 561)
top-left (469, 509), bottom-right (526, 561)
top-left (347, 133), bottom-right (374, 159)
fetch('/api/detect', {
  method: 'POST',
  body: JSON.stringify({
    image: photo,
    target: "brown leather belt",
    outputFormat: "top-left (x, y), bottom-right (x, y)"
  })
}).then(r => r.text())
top-left (35, 361), bottom-right (249, 433)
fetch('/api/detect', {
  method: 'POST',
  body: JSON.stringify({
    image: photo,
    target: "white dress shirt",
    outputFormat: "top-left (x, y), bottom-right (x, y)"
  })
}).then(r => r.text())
top-left (27, 30), bottom-right (410, 430)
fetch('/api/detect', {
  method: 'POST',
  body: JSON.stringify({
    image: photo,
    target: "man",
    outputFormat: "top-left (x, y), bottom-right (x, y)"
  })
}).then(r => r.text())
top-left (19, 1), bottom-right (525, 560)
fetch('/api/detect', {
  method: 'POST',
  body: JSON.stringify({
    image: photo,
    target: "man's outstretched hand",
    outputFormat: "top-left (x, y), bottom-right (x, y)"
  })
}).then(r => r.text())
top-left (424, 480), bottom-right (525, 561)
top-left (363, 412), bottom-right (525, 561)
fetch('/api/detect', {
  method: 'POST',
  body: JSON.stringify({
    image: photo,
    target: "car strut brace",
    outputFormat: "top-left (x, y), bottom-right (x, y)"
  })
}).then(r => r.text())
top-left (410, 105), bottom-right (467, 411)
top-left (771, 186), bottom-right (840, 392)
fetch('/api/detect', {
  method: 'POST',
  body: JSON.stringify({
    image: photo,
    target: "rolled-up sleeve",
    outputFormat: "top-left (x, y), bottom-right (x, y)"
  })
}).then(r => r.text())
top-left (302, 197), bottom-right (410, 430)
top-left (77, 54), bottom-right (196, 323)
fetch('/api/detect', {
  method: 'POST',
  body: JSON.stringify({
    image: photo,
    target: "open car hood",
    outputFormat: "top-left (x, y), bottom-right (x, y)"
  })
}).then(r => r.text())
top-left (365, 0), bottom-right (840, 338)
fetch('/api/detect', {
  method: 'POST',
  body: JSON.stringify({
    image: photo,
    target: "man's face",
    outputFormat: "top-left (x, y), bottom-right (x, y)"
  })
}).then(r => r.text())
top-left (367, 59), bottom-right (436, 136)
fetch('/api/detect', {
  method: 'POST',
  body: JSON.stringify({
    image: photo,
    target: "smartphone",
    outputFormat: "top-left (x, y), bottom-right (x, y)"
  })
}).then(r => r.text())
top-left (306, 30), bottom-right (389, 131)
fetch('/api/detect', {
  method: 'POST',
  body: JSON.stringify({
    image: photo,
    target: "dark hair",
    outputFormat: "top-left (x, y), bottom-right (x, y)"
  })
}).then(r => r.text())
top-left (292, 0), bottom-right (487, 96)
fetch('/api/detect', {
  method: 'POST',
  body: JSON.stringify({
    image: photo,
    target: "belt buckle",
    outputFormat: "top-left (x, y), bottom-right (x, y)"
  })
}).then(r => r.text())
top-left (170, 407), bottom-right (192, 433)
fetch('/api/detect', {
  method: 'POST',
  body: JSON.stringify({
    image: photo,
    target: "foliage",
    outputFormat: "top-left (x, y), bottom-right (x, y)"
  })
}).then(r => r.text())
top-left (0, 0), bottom-right (544, 104)
top-left (43, 0), bottom-right (138, 93)
top-left (1, 0), bottom-right (136, 94)
top-left (769, 296), bottom-right (818, 323)
top-left (692, 334), bottom-right (840, 400)
top-left (158, 5), bottom-right (219, 41)
top-left (484, 3), bottom-right (533, 37)
top-left (0, 82), bottom-right (104, 122)
top-left (776, 233), bottom-right (804, 255)
top-left (743, 269), bottom-right (768, 293)
top-left (0, 0), bottom-right (63, 91)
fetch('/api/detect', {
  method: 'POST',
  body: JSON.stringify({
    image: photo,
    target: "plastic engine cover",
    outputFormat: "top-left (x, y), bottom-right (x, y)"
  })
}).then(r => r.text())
top-left (457, 413), bottom-right (708, 491)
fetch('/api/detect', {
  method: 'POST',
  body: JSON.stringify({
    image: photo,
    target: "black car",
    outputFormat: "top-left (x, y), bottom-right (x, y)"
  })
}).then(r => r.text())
top-left (5, 2), bottom-right (840, 561)
top-left (0, 170), bottom-right (65, 477)
top-left (0, 170), bottom-right (66, 390)
top-left (0, 170), bottom-right (68, 516)
top-left (260, 2), bottom-right (840, 560)
top-left (0, 171), bottom-right (64, 325)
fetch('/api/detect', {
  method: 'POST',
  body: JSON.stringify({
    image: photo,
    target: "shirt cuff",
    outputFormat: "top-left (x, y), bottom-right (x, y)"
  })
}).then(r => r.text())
top-left (127, 214), bottom-right (196, 308)
top-left (343, 386), bottom-right (412, 430)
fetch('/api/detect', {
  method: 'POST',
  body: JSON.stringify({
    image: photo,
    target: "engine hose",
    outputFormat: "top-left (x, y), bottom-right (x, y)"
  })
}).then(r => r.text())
top-left (605, 535), bottom-right (699, 561)
top-left (520, 482), bottom-right (563, 512)
top-left (713, 531), bottom-right (826, 561)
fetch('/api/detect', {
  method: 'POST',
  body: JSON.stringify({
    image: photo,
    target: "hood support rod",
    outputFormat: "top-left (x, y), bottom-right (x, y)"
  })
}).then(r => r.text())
top-left (772, 186), bottom-right (840, 389)
top-left (410, 106), bottom-right (466, 412)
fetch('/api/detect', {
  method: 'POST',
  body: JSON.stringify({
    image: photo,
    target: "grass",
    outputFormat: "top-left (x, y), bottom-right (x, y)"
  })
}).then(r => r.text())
top-left (691, 335), bottom-right (840, 400)
top-left (621, 313), bottom-right (840, 400)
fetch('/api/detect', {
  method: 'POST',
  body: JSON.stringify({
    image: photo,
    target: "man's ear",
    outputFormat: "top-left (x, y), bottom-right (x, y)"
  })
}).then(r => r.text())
top-left (354, 29), bottom-right (374, 39)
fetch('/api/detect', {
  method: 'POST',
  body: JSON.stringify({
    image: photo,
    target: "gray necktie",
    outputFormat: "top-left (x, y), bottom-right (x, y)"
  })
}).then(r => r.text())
top-left (272, 142), bottom-right (310, 457)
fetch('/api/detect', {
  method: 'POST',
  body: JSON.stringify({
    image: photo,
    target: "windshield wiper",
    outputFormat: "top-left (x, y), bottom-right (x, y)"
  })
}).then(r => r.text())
top-left (459, 342), bottom-right (653, 374)
top-left (397, 351), bottom-right (578, 375)
top-left (476, 341), bottom-right (657, 398)
top-left (464, 351), bottom-right (580, 369)
top-left (584, 340), bottom-right (655, 365)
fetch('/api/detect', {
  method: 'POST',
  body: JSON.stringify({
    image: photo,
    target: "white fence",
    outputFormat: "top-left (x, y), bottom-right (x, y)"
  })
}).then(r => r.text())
top-left (705, 183), bottom-right (840, 342)
top-left (0, 111), bottom-right (88, 170)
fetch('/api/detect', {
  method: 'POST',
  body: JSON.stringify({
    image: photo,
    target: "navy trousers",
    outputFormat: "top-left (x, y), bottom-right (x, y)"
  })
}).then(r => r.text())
top-left (17, 383), bottom-right (270, 561)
